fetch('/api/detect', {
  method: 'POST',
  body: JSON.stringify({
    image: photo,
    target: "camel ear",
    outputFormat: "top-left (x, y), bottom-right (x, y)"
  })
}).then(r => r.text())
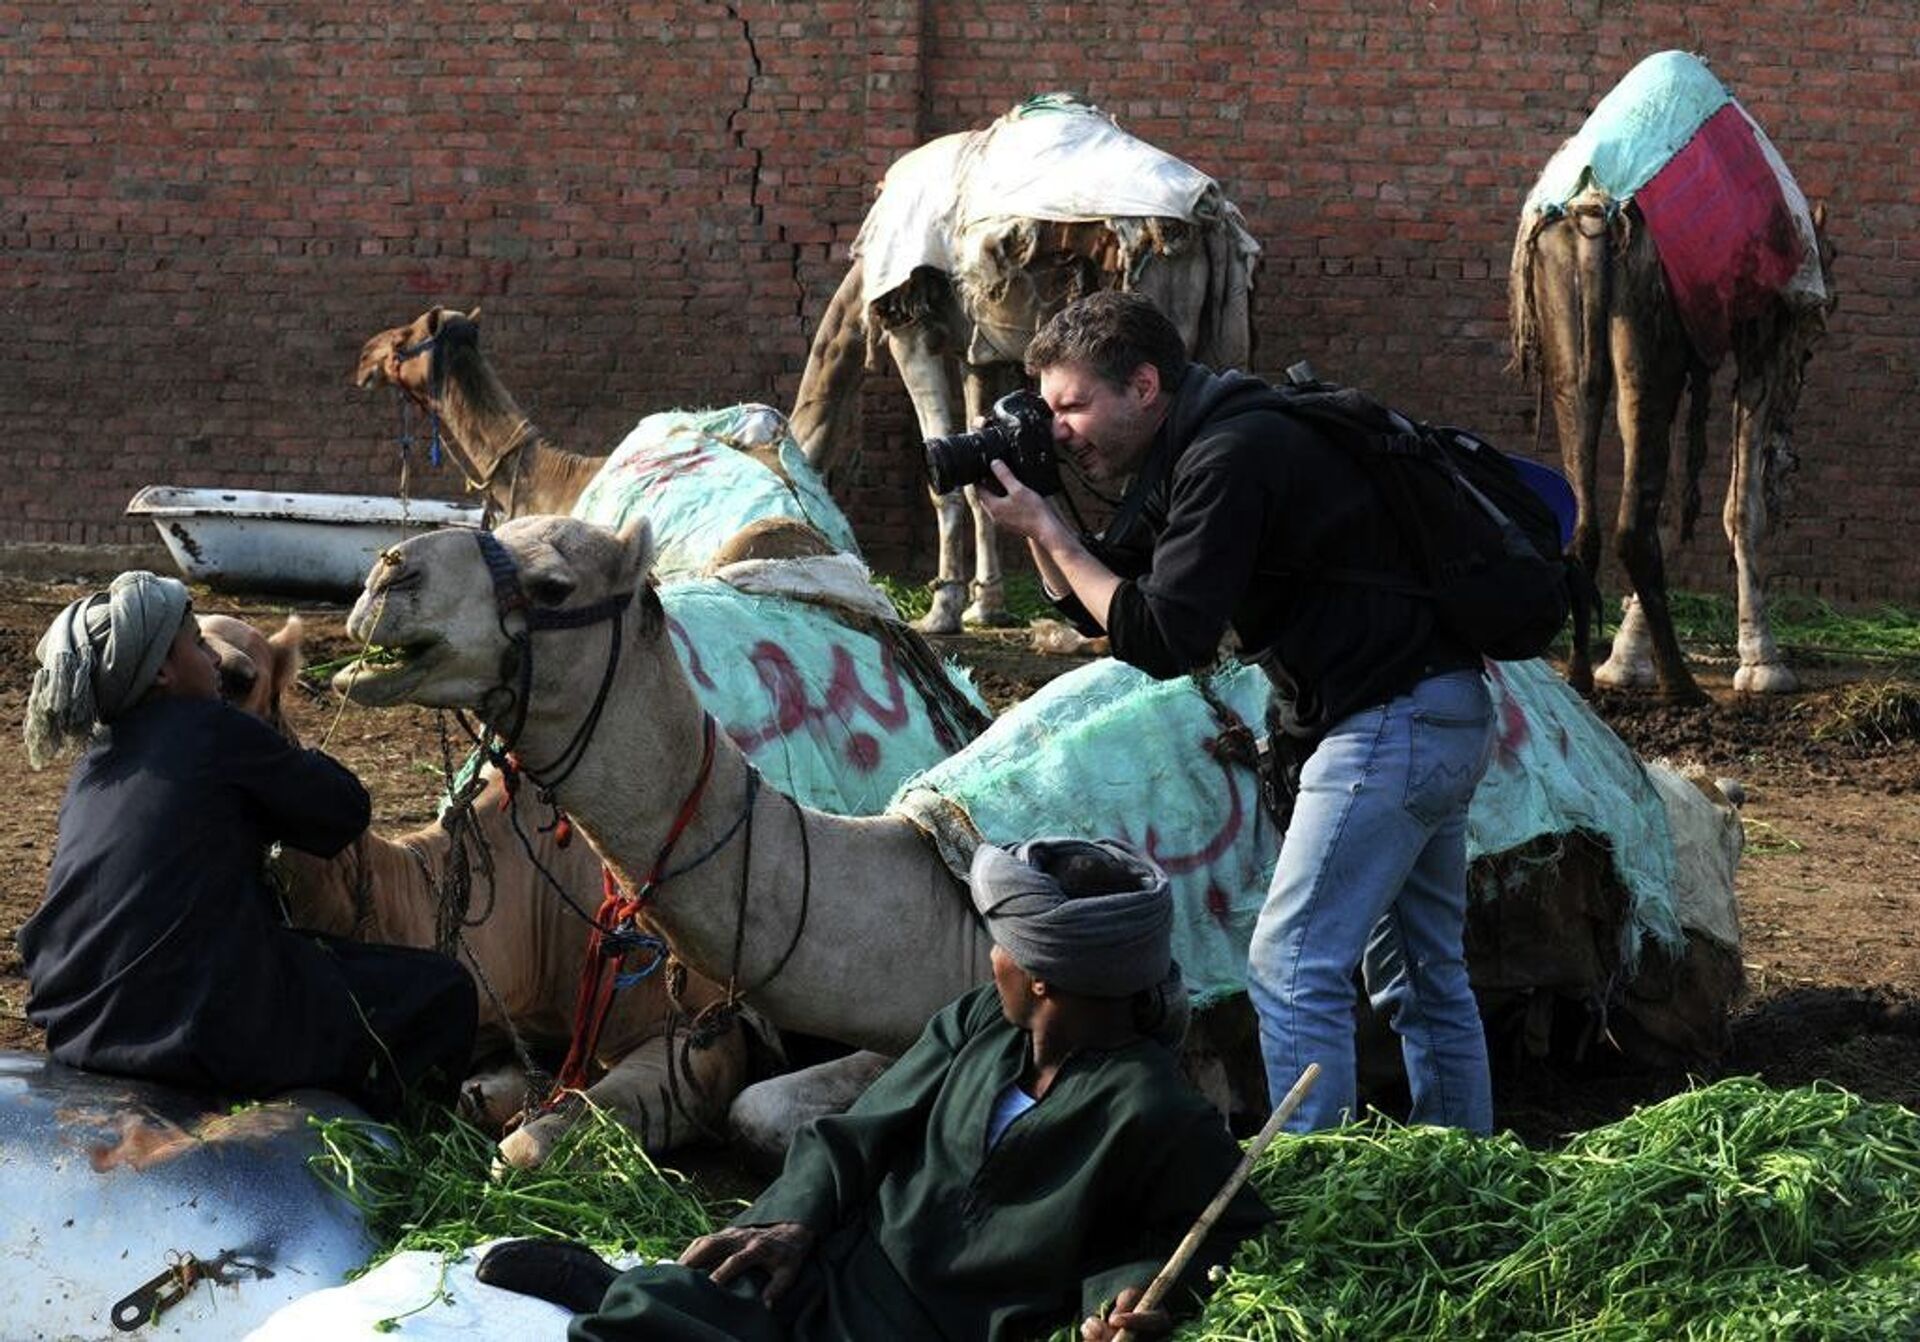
top-left (615, 516), bottom-right (657, 587)
top-left (266, 615), bottom-right (306, 705)
top-left (439, 310), bottom-right (480, 349)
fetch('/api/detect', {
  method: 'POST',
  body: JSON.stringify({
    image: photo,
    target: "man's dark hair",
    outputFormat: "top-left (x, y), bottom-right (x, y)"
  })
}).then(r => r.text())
top-left (1025, 291), bottom-right (1189, 393)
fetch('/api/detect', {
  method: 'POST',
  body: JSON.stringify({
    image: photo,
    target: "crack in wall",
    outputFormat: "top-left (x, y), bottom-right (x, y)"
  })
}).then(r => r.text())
top-left (723, 2), bottom-right (764, 230)
top-left (722, 4), bottom-right (806, 329)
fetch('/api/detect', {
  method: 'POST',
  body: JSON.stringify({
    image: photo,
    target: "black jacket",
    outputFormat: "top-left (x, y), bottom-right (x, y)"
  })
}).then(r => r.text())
top-left (19, 695), bottom-right (474, 1115)
top-left (1054, 364), bottom-right (1477, 734)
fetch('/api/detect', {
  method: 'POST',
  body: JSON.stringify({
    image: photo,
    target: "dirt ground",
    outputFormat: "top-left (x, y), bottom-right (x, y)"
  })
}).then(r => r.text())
top-left (1, 575), bottom-right (1916, 1140)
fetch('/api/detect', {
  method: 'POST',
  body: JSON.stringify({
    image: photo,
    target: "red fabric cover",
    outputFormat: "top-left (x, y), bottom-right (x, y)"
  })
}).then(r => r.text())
top-left (1634, 103), bottom-right (1803, 367)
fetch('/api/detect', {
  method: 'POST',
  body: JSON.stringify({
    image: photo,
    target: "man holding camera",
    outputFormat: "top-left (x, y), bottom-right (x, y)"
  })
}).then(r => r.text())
top-left (976, 290), bottom-right (1496, 1135)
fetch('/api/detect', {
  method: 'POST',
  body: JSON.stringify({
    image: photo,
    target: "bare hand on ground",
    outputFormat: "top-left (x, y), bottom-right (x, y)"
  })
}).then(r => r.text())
top-left (678, 1222), bottom-right (817, 1305)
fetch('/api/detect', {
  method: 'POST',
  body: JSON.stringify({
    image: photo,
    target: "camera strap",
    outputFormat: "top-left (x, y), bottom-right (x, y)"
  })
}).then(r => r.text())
top-left (1097, 432), bottom-right (1178, 551)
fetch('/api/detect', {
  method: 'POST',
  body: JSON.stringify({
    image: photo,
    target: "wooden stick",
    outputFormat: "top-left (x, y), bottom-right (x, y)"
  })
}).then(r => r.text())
top-left (1111, 1062), bottom-right (1320, 1342)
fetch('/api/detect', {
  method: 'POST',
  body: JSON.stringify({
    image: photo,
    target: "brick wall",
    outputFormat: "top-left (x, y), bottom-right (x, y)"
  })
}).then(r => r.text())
top-left (3, 2), bottom-right (1914, 604)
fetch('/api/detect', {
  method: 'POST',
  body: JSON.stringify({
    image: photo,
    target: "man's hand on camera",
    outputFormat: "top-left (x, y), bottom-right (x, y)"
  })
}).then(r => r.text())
top-left (979, 459), bottom-right (1121, 629)
top-left (976, 460), bottom-right (1068, 546)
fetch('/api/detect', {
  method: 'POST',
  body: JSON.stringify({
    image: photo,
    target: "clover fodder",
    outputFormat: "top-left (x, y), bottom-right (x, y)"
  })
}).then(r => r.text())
top-left (1169, 1079), bottom-right (1920, 1341)
top-left (308, 1101), bottom-right (719, 1268)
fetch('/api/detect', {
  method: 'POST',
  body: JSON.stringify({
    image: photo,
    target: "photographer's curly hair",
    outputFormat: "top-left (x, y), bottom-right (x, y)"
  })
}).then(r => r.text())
top-left (1024, 290), bottom-right (1189, 393)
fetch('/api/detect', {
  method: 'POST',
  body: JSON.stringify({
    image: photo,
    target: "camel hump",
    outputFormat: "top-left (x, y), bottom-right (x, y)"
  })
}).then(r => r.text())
top-left (709, 517), bottom-right (839, 565)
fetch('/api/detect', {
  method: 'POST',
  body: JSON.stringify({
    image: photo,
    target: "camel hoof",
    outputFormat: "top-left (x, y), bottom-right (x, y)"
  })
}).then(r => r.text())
top-left (1593, 656), bottom-right (1658, 691)
top-left (1657, 681), bottom-right (1711, 707)
top-left (961, 603), bottom-right (1021, 630)
top-left (495, 1121), bottom-right (559, 1173)
top-left (1733, 662), bottom-right (1798, 695)
top-left (458, 1073), bottom-right (526, 1133)
top-left (917, 585), bottom-right (967, 636)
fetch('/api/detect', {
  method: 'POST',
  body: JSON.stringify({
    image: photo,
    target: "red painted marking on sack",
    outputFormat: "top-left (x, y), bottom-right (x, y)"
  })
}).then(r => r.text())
top-left (1143, 749), bottom-right (1246, 873)
top-left (666, 621), bottom-right (914, 769)
top-left (624, 444), bottom-right (714, 490)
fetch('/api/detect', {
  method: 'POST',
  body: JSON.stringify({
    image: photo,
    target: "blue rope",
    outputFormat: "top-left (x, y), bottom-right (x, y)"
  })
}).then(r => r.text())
top-left (610, 926), bottom-right (669, 989)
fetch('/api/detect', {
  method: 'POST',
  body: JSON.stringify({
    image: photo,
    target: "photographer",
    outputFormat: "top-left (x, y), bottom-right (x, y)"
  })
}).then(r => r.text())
top-left (976, 291), bottom-right (1496, 1135)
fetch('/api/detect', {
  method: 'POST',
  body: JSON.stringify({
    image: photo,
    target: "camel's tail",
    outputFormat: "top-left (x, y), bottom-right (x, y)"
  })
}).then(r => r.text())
top-left (1506, 210), bottom-right (1547, 387)
top-left (790, 259), bottom-right (871, 471)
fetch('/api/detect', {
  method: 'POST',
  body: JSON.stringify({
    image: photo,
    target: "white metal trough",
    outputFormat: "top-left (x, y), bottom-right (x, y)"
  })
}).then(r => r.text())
top-left (126, 486), bottom-right (484, 599)
top-left (0, 1051), bottom-right (378, 1339)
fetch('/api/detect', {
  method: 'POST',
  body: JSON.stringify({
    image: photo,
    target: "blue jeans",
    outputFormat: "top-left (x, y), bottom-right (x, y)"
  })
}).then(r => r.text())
top-left (1246, 669), bottom-right (1495, 1132)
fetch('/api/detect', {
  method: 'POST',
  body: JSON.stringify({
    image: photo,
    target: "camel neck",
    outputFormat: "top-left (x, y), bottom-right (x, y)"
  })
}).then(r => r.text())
top-left (432, 367), bottom-right (597, 515)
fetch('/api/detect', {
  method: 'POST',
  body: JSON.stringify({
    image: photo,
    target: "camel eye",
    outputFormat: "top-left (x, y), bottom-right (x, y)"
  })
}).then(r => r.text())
top-left (525, 574), bottom-right (574, 607)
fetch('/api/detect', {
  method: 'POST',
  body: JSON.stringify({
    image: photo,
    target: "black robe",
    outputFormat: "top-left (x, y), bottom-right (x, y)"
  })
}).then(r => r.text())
top-left (572, 984), bottom-right (1271, 1341)
top-left (17, 695), bottom-right (474, 1118)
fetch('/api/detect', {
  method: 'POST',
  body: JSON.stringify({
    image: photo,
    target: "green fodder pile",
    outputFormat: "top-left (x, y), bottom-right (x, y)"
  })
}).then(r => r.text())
top-left (309, 1102), bottom-right (720, 1267)
top-left (1183, 1079), bottom-right (1920, 1340)
top-left (1802, 679), bottom-right (1920, 748)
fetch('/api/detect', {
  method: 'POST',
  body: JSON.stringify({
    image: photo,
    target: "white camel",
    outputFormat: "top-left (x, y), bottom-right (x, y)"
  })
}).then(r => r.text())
top-left (338, 516), bottom-right (985, 1053)
top-left (335, 516), bottom-right (1744, 1116)
top-left (790, 94), bottom-right (1259, 634)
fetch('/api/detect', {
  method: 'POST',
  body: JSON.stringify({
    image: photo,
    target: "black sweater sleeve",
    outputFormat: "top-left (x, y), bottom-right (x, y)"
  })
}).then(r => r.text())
top-left (212, 705), bottom-right (371, 857)
top-left (1106, 442), bottom-right (1272, 678)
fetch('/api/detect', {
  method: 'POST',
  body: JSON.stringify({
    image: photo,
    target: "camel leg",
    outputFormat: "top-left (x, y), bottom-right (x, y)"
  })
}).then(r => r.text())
top-left (959, 364), bottom-right (1024, 628)
top-left (1529, 216), bottom-right (1612, 693)
top-left (1726, 378), bottom-right (1796, 694)
top-left (1600, 593), bottom-right (1657, 688)
top-left (495, 1024), bottom-right (751, 1170)
top-left (727, 1050), bottom-right (894, 1174)
top-left (888, 325), bottom-right (970, 635)
top-left (1598, 295), bottom-right (1701, 700)
top-left (459, 1056), bottom-right (538, 1133)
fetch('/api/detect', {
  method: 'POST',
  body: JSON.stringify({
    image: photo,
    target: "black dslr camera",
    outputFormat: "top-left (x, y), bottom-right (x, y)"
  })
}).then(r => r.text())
top-left (923, 389), bottom-right (1061, 497)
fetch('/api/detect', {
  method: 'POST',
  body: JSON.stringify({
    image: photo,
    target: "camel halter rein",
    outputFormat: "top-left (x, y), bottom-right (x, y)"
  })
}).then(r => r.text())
top-left (391, 332), bottom-right (446, 477)
top-left (447, 531), bottom-right (814, 1122)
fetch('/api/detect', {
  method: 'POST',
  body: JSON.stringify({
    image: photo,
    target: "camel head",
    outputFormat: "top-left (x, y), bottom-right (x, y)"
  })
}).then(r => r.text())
top-left (353, 305), bottom-right (483, 403)
top-left (200, 612), bottom-right (305, 738)
top-left (335, 515), bottom-right (657, 724)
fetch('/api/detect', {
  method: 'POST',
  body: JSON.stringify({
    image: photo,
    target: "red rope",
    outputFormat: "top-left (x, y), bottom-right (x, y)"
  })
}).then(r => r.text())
top-left (547, 716), bottom-right (717, 1101)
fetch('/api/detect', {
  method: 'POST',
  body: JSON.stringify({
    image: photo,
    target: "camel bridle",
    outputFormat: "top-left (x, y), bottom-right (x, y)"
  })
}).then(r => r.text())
top-left (458, 530), bottom-right (814, 1125)
top-left (469, 528), bottom-right (635, 789)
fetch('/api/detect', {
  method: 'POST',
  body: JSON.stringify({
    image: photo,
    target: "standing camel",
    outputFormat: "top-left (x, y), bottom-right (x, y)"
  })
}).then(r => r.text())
top-left (790, 94), bottom-right (1259, 634)
top-left (334, 515), bottom-right (1744, 1107)
top-left (1510, 50), bottom-right (1835, 699)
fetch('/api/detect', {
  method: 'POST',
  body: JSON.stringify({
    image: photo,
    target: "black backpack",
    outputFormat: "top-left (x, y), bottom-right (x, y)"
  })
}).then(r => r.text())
top-left (1264, 367), bottom-right (1575, 663)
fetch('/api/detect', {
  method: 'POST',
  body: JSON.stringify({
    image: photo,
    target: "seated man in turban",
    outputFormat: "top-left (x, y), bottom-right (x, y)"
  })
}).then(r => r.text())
top-left (17, 571), bottom-right (476, 1119)
top-left (478, 836), bottom-right (1271, 1341)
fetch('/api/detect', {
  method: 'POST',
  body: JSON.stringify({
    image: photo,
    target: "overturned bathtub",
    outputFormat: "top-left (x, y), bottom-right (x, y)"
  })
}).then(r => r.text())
top-left (126, 486), bottom-right (484, 599)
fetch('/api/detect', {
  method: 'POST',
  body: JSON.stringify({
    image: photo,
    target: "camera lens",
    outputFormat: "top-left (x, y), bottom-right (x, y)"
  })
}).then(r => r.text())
top-left (924, 426), bottom-right (1000, 496)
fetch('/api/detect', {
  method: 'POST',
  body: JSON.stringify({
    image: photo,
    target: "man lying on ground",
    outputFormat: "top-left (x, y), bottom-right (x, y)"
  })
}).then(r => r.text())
top-left (18, 571), bottom-right (475, 1119)
top-left (479, 835), bottom-right (1271, 1341)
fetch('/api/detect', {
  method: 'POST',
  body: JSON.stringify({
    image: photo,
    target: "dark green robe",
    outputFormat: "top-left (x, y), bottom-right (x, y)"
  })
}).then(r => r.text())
top-left (572, 984), bottom-right (1271, 1342)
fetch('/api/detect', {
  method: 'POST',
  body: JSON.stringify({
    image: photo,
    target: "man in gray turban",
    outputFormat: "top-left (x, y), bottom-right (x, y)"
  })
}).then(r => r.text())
top-left (969, 837), bottom-right (1187, 1050)
top-left (25, 570), bottom-right (196, 768)
top-left (17, 574), bottom-right (476, 1119)
top-left (478, 836), bottom-right (1268, 1342)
